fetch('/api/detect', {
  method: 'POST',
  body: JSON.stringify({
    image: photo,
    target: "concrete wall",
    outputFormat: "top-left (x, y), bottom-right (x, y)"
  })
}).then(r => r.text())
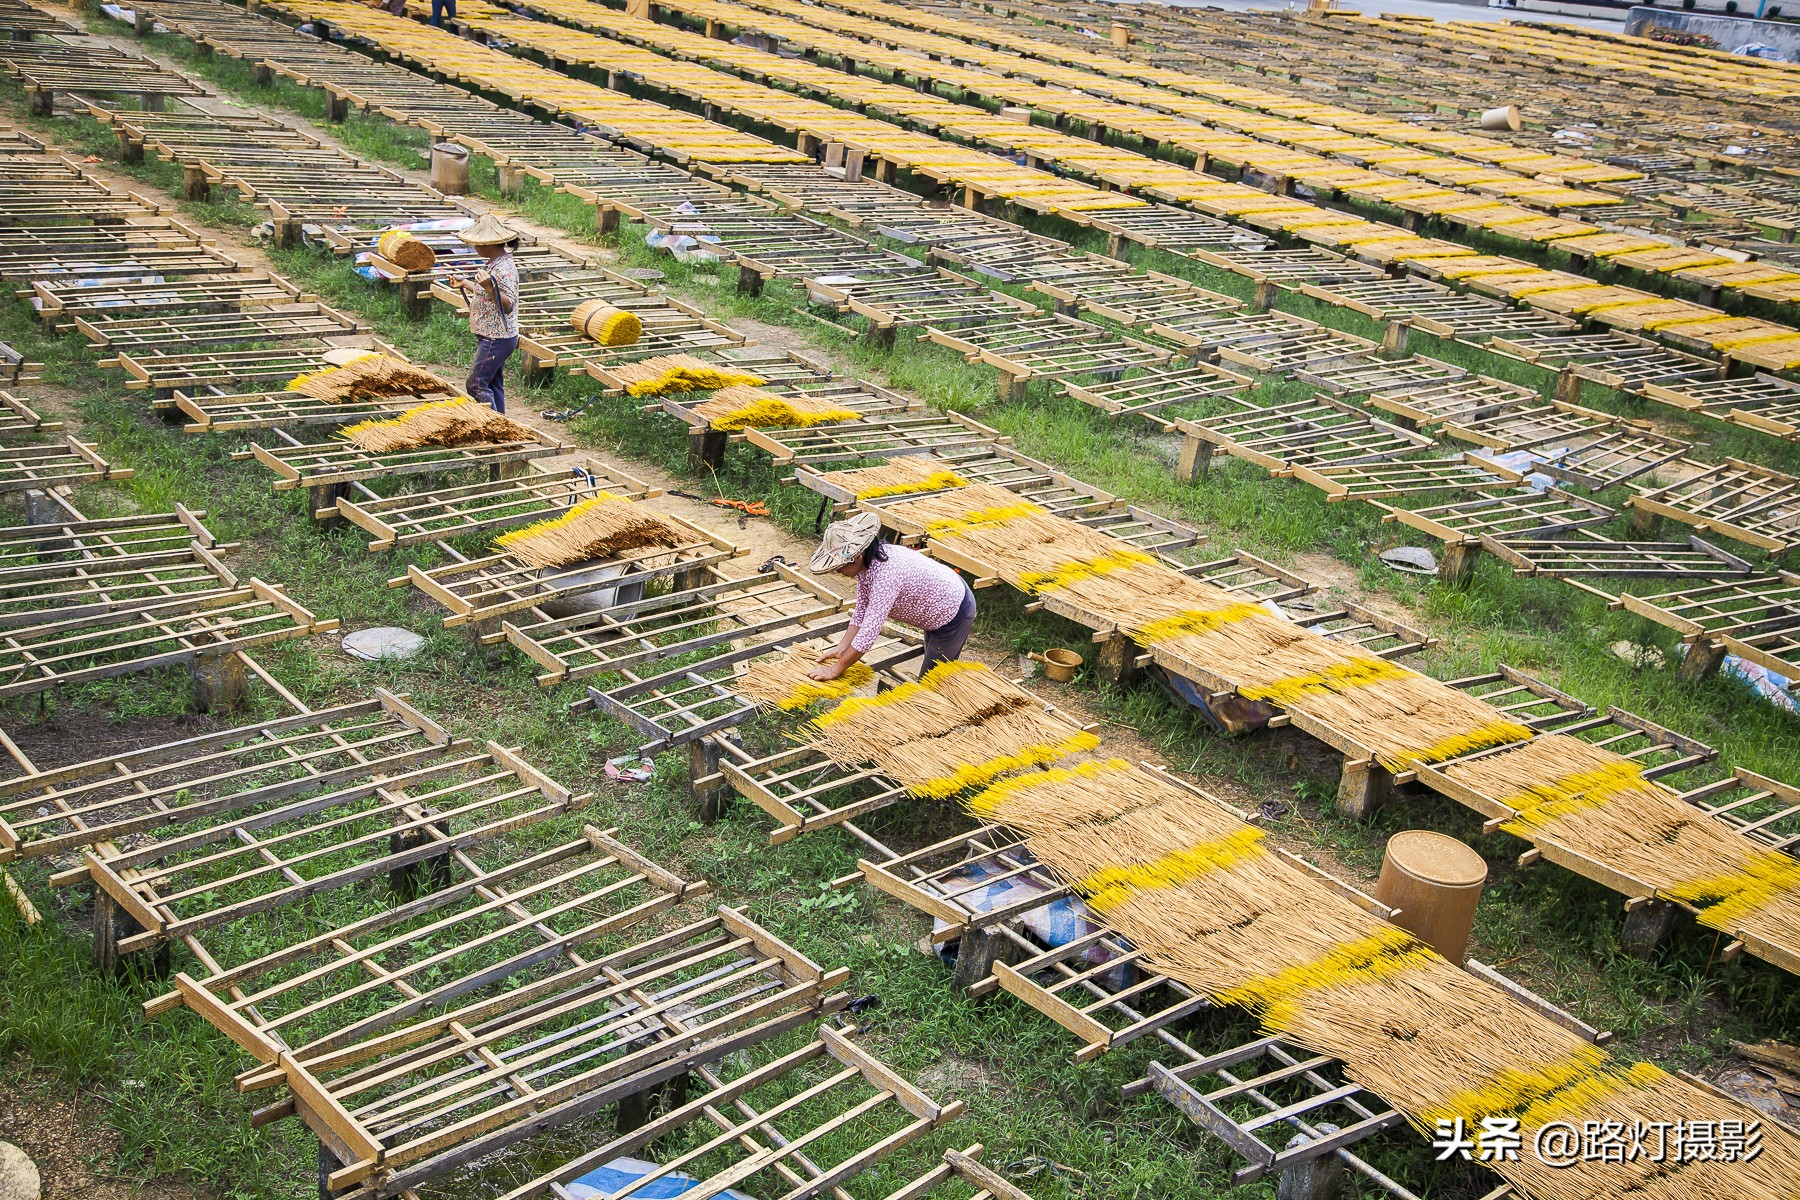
top-left (1623, 5), bottom-right (1800, 56)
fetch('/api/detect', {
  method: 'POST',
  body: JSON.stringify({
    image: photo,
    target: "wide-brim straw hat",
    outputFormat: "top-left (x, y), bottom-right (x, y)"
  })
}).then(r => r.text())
top-left (458, 213), bottom-right (518, 247)
top-left (810, 511), bottom-right (881, 572)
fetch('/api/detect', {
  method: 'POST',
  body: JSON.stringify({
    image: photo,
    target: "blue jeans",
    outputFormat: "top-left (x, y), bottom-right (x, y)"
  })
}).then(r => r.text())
top-left (430, 0), bottom-right (455, 25)
top-left (467, 334), bottom-right (516, 413)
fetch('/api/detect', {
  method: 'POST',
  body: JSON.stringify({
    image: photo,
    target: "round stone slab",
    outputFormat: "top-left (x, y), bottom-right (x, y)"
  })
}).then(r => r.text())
top-left (0, 1142), bottom-right (39, 1200)
top-left (343, 626), bottom-right (427, 662)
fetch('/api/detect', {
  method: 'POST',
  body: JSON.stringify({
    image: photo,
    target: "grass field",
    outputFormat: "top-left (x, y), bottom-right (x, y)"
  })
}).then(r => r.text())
top-left (0, 18), bottom-right (1797, 1200)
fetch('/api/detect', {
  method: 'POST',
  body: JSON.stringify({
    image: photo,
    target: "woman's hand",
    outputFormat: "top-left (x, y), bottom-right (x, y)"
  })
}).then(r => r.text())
top-left (815, 648), bottom-right (837, 663)
top-left (808, 659), bottom-right (843, 682)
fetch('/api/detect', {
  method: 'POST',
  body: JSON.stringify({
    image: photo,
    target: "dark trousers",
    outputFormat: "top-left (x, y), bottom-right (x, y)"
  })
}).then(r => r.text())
top-left (430, 0), bottom-right (455, 25)
top-left (919, 580), bottom-right (976, 675)
top-left (467, 334), bottom-right (517, 413)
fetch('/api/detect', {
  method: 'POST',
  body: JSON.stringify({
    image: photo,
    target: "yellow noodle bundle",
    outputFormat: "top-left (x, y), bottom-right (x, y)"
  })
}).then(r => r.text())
top-left (287, 354), bottom-right (456, 403)
top-left (375, 228), bottom-right (436, 272)
top-left (816, 457), bottom-right (970, 501)
top-left (609, 353), bottom-right (765, 396)
top-left (736, 645), bottom-right (875, 711)
top-left (492, 494), bottom-right (684, 568)
top-left (340, 398), bottom-right (536, 452)
top-left (570, 299), bottom-right (642, 347)
top-left (691, 386), bottom-right (859, 431)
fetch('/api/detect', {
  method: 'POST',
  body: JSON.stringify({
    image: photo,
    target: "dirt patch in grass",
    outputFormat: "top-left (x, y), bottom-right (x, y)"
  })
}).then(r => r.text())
top-left (0, 708), bottom-right (221, 776)
top-left (0, 1068), bottom-right (205, 1200)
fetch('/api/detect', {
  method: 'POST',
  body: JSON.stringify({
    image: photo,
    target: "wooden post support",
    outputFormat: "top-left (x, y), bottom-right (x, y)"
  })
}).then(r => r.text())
top-left (271, 218), bottom-right (301, 250)
top-left (1091, 633), bottom-right (1141, 689)
top-left (616, 1072), bottom-right (689, 1134)
top-left (464, 616), bottom-right (503, 668)
top-left (496, 165), bottom-right (525, 195)
top-left (1277, 1124), bottom-right (1343, 1200)
top-left (995, 373), bottom-right (1026, 403)
top-left (389, 818), bottom-right (454, 900)
top-left (1677, 637), bottom-right (1728, 684)
top-left (117, 131), bottom-right (143, 164)
top-left (689, 736), bottom-right (727, 824)
top-left (1104, 230), bottom-right (1125, 259)
top-left (687, 425), bottom-right (728, 472)
top-left (842, 148), bottom-right (865, 182)
top-left (1553, 367), bottom-right (1583, 405)
top-left (953, 924), bottom-right (1026, 991)
top-left (862, 323), bottom-right (895, 350)
top-left (1381, 319), bottom-right (1412, 359)
top-left (25, 88), bottom-right (51, 116)
top-left (397, 279), bottom-right (432, 321)
top-left (190, 652), bottom-right (248, 714)
top-left (22, 488), bottom-right (62, 529)
top-left (1335, 758), bottom-right (1390, 820)
top-left (250, 61), bottom-right (273, 86)
top-left (318, 1143), bottom-right (341, 1200)
top-left (1628, 503), bottom-right (1659, 538)
top-left (92, 886), bottom-right (172, 980)
top-left (1176, 434), bottom-right (1213, 483)
top-left (182, 165), bottom-right (210, 202)
top-left (1621, 898), bottom-right (1678, 958)
top-left (325, 91), bottom-right (350, 123)
top-left (309, 482), bottom-right (346, 528)
top-left (133, 6), bottom-right (152, 33)
top-left (1249, 278), bottom-right (1280, 314)
top-left (735, 263), bottom-right (765, 297)
top-left (518, 351), bottom-right (554, 388)
top-left (596, 205), bottom-right (620, 236)
top-left (1437, 539), bottom-right (1482, 588)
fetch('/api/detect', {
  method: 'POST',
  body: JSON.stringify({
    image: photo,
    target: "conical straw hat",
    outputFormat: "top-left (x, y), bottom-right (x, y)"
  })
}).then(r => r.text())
top-left (458, 213), bottom-right (518, 246)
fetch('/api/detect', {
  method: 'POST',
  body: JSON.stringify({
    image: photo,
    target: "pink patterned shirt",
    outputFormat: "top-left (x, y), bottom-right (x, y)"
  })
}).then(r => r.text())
top-left (850, 543), bottom-right (966, 652)
top-left (467, 251), bottom-right (519, 340)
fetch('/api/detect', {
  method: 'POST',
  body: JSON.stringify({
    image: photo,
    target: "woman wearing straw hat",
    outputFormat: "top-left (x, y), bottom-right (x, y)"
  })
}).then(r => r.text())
top-left (450, 213), bottom-right (521, 413)
top-left (808, 512), bottom-right (976, 682)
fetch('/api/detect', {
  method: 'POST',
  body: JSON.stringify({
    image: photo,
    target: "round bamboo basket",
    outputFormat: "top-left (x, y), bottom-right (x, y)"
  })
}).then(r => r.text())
top-left (571, 299), bottom-right (643, 347)
top-left (1374, 831), bottom-right (1487, 964)
top-left (375, 229), bottom-right (435, 273)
